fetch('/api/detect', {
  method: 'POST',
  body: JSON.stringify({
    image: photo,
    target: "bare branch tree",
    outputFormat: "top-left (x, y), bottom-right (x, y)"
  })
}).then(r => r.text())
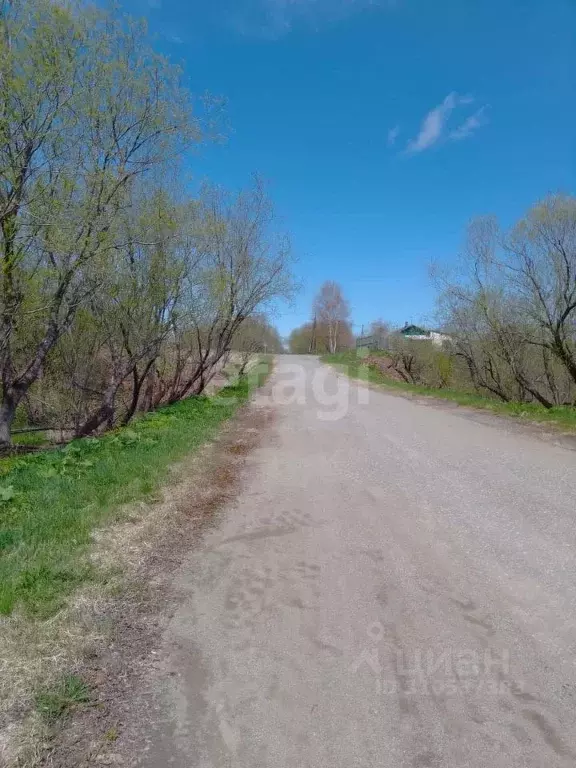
top-left (312, 281), bottom-right (350, 354)
top-left (163, 179), bottom-right (294, 403)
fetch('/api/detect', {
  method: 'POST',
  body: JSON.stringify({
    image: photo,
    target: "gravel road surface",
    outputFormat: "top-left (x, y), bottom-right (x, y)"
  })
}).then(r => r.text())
top-left (139, 355), bottom-right (576, 768)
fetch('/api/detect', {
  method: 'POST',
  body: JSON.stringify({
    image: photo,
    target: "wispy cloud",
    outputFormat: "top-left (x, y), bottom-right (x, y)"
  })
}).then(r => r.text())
top-left (158, 27), bottom-right (185, 44)
top-left (228, 0), bottom-right (398, 38)
top-left (387, 124), bottom-right (400, 147)
top-left (449, 106), bottom-right (488, 141)
top-left (405, 92), bottom-right (487, 154)
top-left (406, 92), bottom-right (459, 154)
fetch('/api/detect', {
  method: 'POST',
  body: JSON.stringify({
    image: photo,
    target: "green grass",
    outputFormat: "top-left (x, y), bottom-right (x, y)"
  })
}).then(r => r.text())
top-left (12, 431), bottom-right (48, 448)
top-left (322, 351), bottom-right (576, 431)
top-left (35, 674), bottom-right (91, 723)
top-left (0, 361), bottom-right (270, 618)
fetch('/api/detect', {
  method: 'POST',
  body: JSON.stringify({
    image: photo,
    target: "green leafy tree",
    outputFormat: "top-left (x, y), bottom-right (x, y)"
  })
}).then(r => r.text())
top-left (164, 179), bottom-right (294, 402)
top-left (0, 0), bottom-right (201, 445)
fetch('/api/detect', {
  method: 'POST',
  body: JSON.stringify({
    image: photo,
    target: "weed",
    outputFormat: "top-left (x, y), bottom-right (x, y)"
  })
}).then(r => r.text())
top-left (105, 726), bottom-right (119, 742)
top-left (35, 675), bottom-right (91, 723)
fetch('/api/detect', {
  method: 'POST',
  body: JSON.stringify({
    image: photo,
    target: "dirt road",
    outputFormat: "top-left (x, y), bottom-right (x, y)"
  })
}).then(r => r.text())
top-left (135, 355), bottom-right (576, 767)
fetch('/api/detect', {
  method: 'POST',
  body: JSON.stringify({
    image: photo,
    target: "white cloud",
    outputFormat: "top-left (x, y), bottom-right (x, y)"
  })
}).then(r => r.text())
top-left (449, 106), bottom-right (488, 141)
top-left (405, 92), bottom-right (487, 154)
top-left (387, 124), bottom-right (400, 147)
top-left (406, 92), bottom-right (458, 154)
top-left (229, 0), bottom-right (398, 37)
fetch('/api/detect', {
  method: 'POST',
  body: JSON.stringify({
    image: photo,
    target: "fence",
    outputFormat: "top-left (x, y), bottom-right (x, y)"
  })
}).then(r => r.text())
top-left (356, 334), bottom-right (389, 351)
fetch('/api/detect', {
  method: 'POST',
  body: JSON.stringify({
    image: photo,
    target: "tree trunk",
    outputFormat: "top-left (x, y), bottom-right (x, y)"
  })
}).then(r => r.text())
top-left (0, 395), bottom-right (17, 448)
top-left (121, 358), bottom-right (156, 426)
top-left (238, 355), bottom-right (250, 376)
top-left (76, 384), bottom-right (119, 437)
top-left (541, 347), bottom-right (560, 406)
top-left (519, 378), bottom-right (553, 408)
top-left (552, 334), bottom-right (576, 388)
top-left (328, 323), bottom-right (337, 354)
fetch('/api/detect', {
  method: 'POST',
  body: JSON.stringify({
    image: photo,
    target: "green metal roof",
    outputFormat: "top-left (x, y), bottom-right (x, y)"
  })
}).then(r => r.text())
top-left (400, 325), bottom-right (430, 337)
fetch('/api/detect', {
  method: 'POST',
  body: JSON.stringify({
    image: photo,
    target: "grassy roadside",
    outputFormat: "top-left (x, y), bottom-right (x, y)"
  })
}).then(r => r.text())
top-left (0, 360), bottom-right (271, 619)
top-left (322, 351), bottom-right (576, 432)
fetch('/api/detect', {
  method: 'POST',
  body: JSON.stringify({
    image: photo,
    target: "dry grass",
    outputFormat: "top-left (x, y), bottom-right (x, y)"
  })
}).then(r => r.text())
top-left (226, 441), bottom-right (252, 456)
top-left (0, 472), bottom-right (228, 767)
top-left (0, 586), bottom-right (112, 766)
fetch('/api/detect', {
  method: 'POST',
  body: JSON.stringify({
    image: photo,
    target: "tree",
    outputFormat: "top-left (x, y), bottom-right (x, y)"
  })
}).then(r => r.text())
top-left (504, 195), bottom-right (576, 390)
top-left (436, 196), bottom-right (576, 407)
top-left (158, 179), bottom-right (294, 403)
top-left (367, 319), bottom-right (391, 349)
top-left (0, 0), bottom-right (201, 446)
top-left (288, 318), bottom-right (353, 354)
top-left (288, 322), bottom-right (315, 354)
top-left (312, 281), bottom-right (350, 354)
top-left (231, 314), bottom-right (282, 374)
top-left (75, 188), bottom-right (184, 435)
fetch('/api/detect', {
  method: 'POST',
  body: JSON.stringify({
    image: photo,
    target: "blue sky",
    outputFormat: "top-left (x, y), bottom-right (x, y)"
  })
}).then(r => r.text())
top-left (126, 0), bottom-right (575, 338)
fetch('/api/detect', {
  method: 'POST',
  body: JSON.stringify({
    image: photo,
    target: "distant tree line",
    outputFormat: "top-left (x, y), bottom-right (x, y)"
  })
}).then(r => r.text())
top-left (0, 0), bottom-right (292, 447)
top-left (289, 281), bottom-right (354, 354)
top-left (231, 314), bottom-right (283, 374)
